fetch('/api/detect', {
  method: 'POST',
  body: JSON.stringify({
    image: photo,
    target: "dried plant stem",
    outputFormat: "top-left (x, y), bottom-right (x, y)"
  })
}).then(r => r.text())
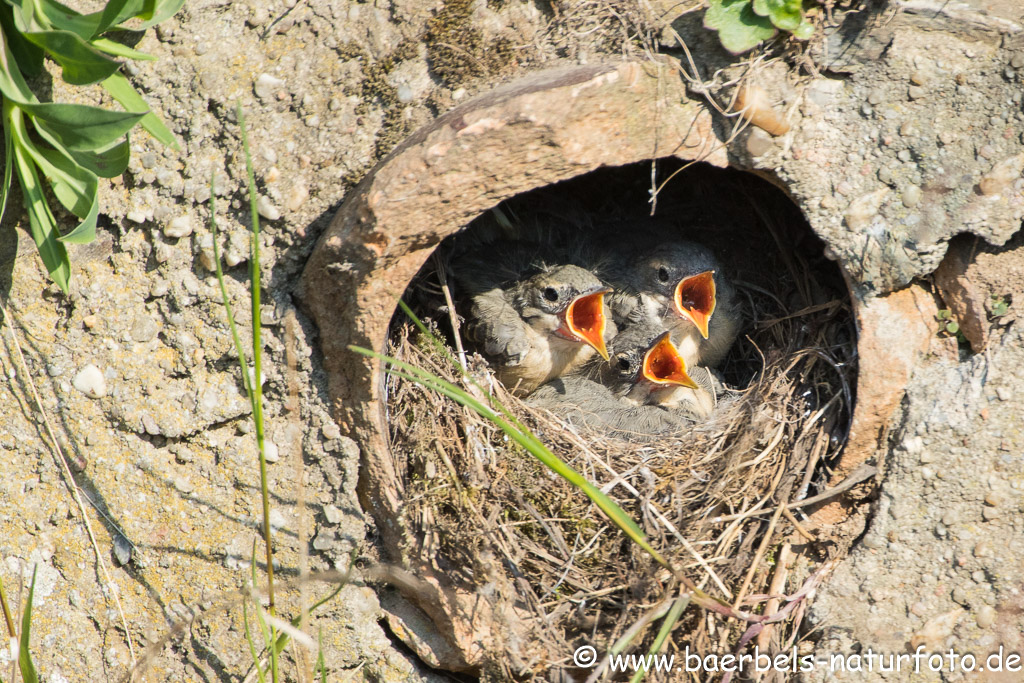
top-left (756, 544), bottom-right (793, 652)
top-left (434, 255), bottom-right (467, 371)
top-left (0, 297), bottom-right (136, 665)
top-left (732, 503), bottom-right (785, 613)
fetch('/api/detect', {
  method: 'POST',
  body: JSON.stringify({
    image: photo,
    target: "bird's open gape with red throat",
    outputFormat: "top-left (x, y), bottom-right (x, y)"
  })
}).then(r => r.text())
top-left (641, 331), bottom-right (699, 390)
top-left (560, 287), bottom-right (612, 361)
top-left (673, 270), bottom-right (717, 340)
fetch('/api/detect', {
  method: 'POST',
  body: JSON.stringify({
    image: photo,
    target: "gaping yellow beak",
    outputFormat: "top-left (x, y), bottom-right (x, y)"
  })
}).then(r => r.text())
top-left (642, 331), bottom-right (699, 389)
top-left (673, 271), bottom-right (717, 340)
top-left (563, 287), bottom-right (611, 360)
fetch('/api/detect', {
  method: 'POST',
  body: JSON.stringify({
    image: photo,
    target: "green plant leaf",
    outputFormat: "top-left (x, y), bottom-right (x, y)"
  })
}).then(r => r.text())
top-left (0, 5), bottom-right (44, 76)
top-left (792, 18), bottom-right (815, 40)
top-left (0, 26), bottom-right (42, 102)
top-left (35, 0), bottom-right (102, 39)
top-left (95, 0), bottom-right (147, 34)
top-left (12, 120), bottom-right (71, 291)
top-left (67, 138), bottom-right (131, 178)
top-left (19, 28), bottom-right (122, 84)
top-left (132, 0), bottom-right (186, 31)
top-left (0, 105), bottom-right (13, 228)
top-left (945, 320), bottom-right (960, 334)
top-left (96, 0), bottom-right (185, 33)
top-left (35, 150), bottom-right (100, 243)
top-left (704, 0), bottom-right (776, 54)
top-left (19, 566), bottom-right (39, 683)
top-left (102, 72), bottom-right (179, 149)
top-left (90, 36), bottom-right (156, 61)
top-left (21, 101), bottom-right (145, 150)
top-left (753, 0), bottom-right (803, 31)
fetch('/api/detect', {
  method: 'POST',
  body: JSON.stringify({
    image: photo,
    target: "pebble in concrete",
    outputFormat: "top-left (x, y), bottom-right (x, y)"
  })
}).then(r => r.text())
top-left (73, 364), bottom-right (106, 399)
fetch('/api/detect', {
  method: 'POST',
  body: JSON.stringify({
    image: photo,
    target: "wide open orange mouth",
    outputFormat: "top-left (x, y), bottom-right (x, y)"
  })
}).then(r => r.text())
top-left (564, 288), bottom-right (611, 360)
top-left (642, 332), bottom-right (698, 389)
top-left (674, 271), bottom-right (717, 339)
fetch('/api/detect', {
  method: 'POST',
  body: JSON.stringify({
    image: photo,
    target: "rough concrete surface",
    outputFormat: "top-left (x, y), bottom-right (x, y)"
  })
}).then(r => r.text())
top-left (0, 0), bottom-right (1022, 681)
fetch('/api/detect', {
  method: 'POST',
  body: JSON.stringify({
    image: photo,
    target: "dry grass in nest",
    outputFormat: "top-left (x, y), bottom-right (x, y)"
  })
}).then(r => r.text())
top-left (381, 167), bottom-right (857, 678)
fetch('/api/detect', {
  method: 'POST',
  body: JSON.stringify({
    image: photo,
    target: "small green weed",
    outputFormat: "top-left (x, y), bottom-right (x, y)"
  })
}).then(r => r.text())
top-left (0, 0), bottom-right (182, 292)
top-left (704, 0), bottom-right (815, 54)
top-left (0, 565), bottom-right (39, 683)
top-left (991, 295), bottom-right (1010, 318)
top-left (936, 308), bottom-right (967, 343)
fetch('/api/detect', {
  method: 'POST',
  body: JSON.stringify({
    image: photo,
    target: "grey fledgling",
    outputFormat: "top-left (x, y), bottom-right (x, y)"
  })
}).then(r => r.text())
top-left (453, 247), bottom-right (614, 396)
top-left (603, 322), bottom-right (719, 421)
top-left (528, 320), bottom-right (721, 440)
top-left (602, 241), bottom-right (740, 369)
top-left (527, 376), bottom-right (693, 441)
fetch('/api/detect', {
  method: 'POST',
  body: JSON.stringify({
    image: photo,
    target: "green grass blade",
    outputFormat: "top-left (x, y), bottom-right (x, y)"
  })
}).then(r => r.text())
top-left (628, 593), bottom-right (690, 683)
top-left (242, 602), bottom-right (268, 683)
top-left (207, 175), bottom-right (253, 397)
top-left (19, 566), bottom-right (39, 683)
top-left (350, 345), bottom-right (669, 567)
top-left (250, 541), bottom-right (272, 647)
top-left (237, 103), bottom-right (262, 418)
top-left (316, 629), bottom-right (327, 683)
top-left (101, 72), bottom-right (179, 149)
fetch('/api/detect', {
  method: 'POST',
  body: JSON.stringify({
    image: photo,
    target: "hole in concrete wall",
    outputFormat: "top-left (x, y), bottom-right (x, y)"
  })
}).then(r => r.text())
top-left (380, 159), bottom-right (858, 675)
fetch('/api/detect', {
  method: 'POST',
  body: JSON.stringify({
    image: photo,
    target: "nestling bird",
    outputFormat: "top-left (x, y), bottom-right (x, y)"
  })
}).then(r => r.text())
top-left (602, 240), bottom-right (740, 369)
top-left (603, 323), bottom-right (719, 421)
top-left (528, 325), bottom-right (718, 439)
top-left (452, 244), bottom-right (615, 396)
top-left (526, 376), bottom-right (693, 441)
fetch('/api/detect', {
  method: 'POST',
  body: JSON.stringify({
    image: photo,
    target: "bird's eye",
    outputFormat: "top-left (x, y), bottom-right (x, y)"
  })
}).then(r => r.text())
top-left (616, 356), bottom-right (631, 372)
top-left (542, 287), bottom-right (559, 302)
top-left (657, 266), bottom-right (670, 283)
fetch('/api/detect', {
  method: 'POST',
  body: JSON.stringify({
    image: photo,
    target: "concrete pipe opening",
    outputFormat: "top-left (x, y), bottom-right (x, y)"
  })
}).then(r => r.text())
top-left (301, 61), bottom-right (874, 676)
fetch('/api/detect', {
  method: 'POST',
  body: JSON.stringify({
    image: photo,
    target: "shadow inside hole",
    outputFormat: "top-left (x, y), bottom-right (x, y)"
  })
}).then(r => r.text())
top-left (401, 158), bottom-right (855, 404)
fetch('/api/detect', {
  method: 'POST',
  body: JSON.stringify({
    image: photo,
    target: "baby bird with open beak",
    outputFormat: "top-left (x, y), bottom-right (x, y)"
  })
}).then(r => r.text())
top-left (527, 321), bottom-right (719, 440)
top-left (603, 321), bottom-right (719, 421)
top-left (604, 240), bottom-right (740, 369)
top-left (454, 246), bottom-right (614, 396)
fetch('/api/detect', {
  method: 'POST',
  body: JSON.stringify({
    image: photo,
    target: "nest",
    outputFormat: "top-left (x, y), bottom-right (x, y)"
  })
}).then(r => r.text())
top-left (382, 163), bottom-right (857, 679)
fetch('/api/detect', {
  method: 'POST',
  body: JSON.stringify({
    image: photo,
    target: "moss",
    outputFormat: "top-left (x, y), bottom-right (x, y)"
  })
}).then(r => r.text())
top-left (391, 38), bottom-right (420, 64)
top-left (425, 0), bottom-right (518, 88)
top-left (336, 41), bottom-right (418, 158)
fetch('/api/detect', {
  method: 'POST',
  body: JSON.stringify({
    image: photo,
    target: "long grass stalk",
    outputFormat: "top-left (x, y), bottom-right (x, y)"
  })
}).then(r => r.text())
top-left (209, 101), bottom-right (277, 681)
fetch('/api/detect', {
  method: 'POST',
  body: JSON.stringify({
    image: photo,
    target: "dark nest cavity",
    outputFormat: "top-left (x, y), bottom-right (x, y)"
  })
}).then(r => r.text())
top-left (383, 161), bottom-right (857, 678)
